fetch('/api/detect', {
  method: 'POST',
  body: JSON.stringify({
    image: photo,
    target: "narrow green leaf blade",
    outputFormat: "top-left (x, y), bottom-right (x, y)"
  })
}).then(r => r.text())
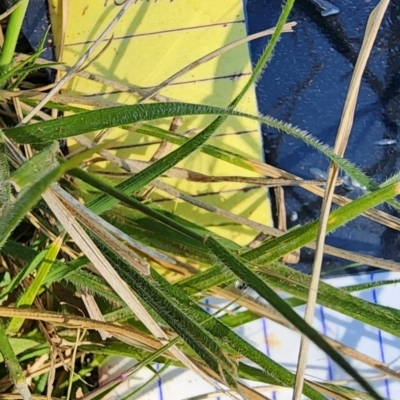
top-left (0, 321), bottom-right (32, 399)
top-left (3, 102), bottom-right (388, 202)
top-left (0, 142), bottom-right (109, 250)
top-left (0, 248), bottom-right (47, 303)
top-left (88, 231), bottom-right (238, 388)
top-left (0, 131), bottom-right (10, 216)
top-left (10, 141), bottom-right (59, 191)
top-left (7, 235), bottom-right (63, 334)
top-left (244, 182), bottom-right (400, 264)
top-left (204, 236), bottom-right (383, 400)
top-left (150, 269), bottom-right (325, 400)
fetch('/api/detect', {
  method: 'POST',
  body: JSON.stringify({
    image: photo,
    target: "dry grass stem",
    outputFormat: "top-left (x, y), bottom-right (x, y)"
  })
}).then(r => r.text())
top-left (293, 1), bottom-right (391, 398)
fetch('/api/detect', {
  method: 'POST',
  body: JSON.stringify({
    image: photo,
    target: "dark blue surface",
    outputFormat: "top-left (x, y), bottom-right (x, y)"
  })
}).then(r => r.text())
top-left (246, 0), bottom-right (400, 275)
top-left (1, 0), bottom-right (54, 61)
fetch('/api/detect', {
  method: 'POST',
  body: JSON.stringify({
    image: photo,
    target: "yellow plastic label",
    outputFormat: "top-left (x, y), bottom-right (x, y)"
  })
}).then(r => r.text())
top-left (48, 0), bottom-right (272, 246)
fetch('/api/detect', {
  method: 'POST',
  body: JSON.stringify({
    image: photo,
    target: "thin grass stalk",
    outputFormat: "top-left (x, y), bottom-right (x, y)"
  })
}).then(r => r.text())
top-left (292, 1), bottom-right (391, 398)
top-left (0, 0), bottom-right (29, 74)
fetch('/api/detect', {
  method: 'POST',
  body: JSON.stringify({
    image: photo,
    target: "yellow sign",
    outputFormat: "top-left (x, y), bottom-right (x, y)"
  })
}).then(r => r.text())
top-left (48, 0), bottom-right (272, 246)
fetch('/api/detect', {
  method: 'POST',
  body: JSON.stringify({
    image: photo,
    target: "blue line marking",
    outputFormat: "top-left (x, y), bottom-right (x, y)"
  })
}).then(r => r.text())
top-left (205, 298), bottom-right (211, 314)
top-left (370, 273), bottom-right (390, 399)
top-left (262, 318), bottom-right (277, 400)
top-left (319, 306), bottom-right (334, 381)
top-left (156, 363), bottom-right (164, 400)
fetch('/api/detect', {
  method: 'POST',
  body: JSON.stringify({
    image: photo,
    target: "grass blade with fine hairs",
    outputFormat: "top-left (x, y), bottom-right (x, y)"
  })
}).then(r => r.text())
top-left (0, 143), bottom-right (106, 250)
top-left (0, 145), bottom-right (58, 249)
top-left (148, 270), bottom-right (325, 400)
top-left (87, 232), bottom-right (240, 390)
top-left (180, 258), bottom-right (400, 339)
top-left (95, 243), bottom-right (324, 399)
top-left (40, 188), bottom-right (229, 396)
top-left (0, 131), bottom-right (10, 216)
top-left (135, 123), bottom-right (400, 232)
top-left (13, 97), bottom-right (397, 233)
top-left (70, 168), bottom-right (400, 339)
top-left (243, 180), bottom-right (400, 265)
top-left (204, 236), bottom-right (383, 400)
top-left (6, 102), bottom-right (399, 212)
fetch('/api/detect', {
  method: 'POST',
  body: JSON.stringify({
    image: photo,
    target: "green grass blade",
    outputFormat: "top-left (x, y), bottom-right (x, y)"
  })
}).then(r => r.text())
top-left (0, 150), bottom-right (60, 250)
top-left (0, 51), bottom-right (37, 86)
top-left (69, 168), bottom-right (211, 243)
top-left (204, 235), bottom-right (383, 400)
top-left (283, 278), bottom-right (400, 308)
top-left (87, 232), bottom-right (238, 388)
top-left (1, 240), bottom-right (126, 308)
top-left (138, 123), bottom-right (400, 212)
top-left (8, 63), bottom-right (60, 89)
top-left (0, 320), bottom-right (31, 399)
top-left (8, 26), bottom-right (54, 90)
top-left (84, 116), bottom-right (234, 215)
top-left (10, 142), bottom-right (59, 190)
top-left (180, 256), bottom-right (400, 338)
top-left (1, 240), bottom-right (88, 285)
top-left (0, 142), bottom-right (109, 250)
top-left (7, 235), bottom-right (63, 335)
top-left (221, 279), bottom-right (400, 328)
top-left (104, 207), bottom-right (213, 263)
top-left (71, 168), bottom-right (400, 339)
top-left (3, 103), bottom-right (224, 143)
top-left (244, 182), bottom-right (400, 264)
top-left (0, 131), bottom-right (10, 216)
top-left (6, 102), bottom-right (396, 210)
top-left (0, 248), bottom-right (47, 302)
top-left (150, 269), bottom-right (325, 400)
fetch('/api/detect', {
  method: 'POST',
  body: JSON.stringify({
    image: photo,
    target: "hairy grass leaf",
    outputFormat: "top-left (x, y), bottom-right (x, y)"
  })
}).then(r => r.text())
top-left (5, 102), bottom-right (396, 211)
top-left (204, 235), bottom-right (383, 399)
top-left (0, 142), bottom-right (109, 250)
top-left (244, 182), bottom-right (400, 264)
top-left (71, 168), bottom-right (400, 338)
top-left (10, 141), bottom-right (59, 190)
top-left (0, 132), bottom-right (10, 215)
top-left (149, 269), bottom-right (325, 400)
top-left (86, 231), bottom-right (239, 389)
